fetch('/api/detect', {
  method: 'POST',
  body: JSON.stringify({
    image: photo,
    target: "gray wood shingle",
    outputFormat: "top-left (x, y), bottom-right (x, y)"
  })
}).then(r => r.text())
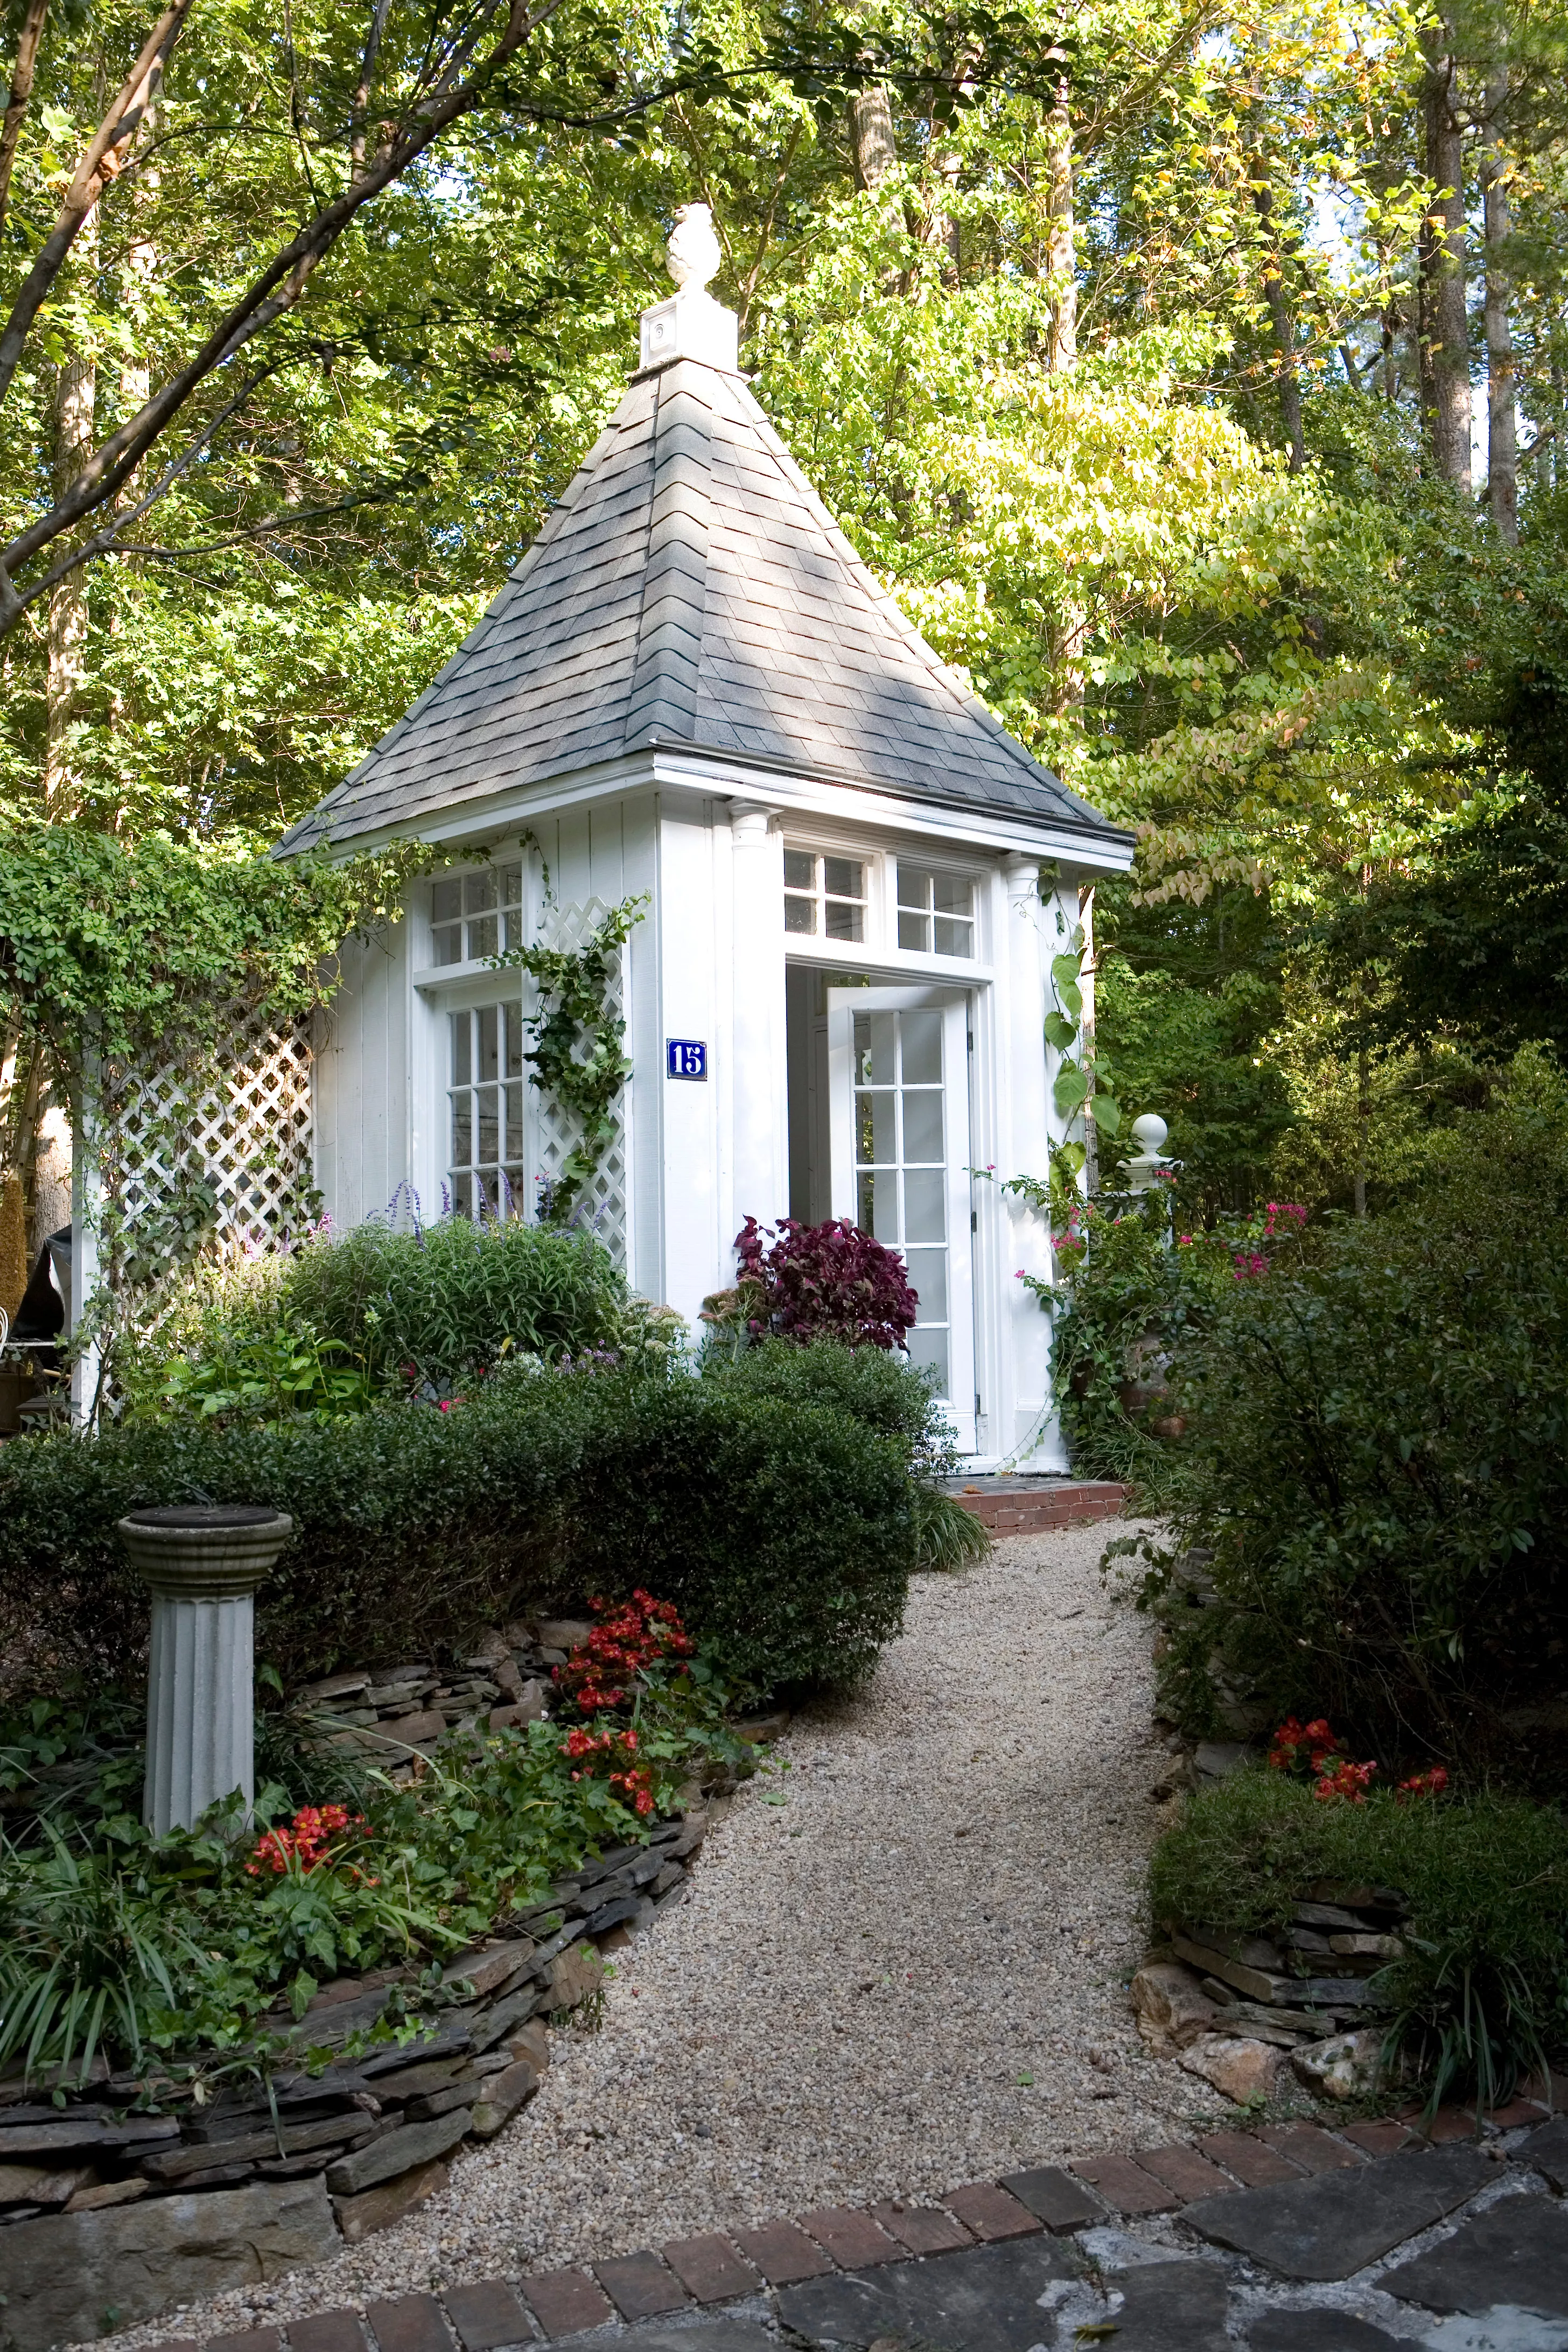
top-left (279, 356), bottom-right (1125, 853)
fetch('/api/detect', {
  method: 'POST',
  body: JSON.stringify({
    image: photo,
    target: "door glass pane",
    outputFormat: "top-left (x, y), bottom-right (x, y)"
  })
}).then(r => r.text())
top-left (478, 1006), bottom-right (500, 1081)
top-left (906, 1324), bottom-right (949, 1394)
top-left (904, 1169), bottom-right (945, 1243)
top-left (451, 1097), bottom-right (472, 1166)
top-left (504, 1005), bottom-right (524, 1079)
top-left (450, 1011), bottom-right (471, 1087)
top-left (854, 1011), bottom-right (897, 1085)
top-left (503, 1080), bottom-right (523, 1157)
top-left (856, 1089), bottom-right (897, 1165)
top-left (901, 1011), bottom-right (942, 1084)
top-left (902, 1089), bottom-right (944, 1164)
top-left (902, 1247), bottom-right (947, 1318)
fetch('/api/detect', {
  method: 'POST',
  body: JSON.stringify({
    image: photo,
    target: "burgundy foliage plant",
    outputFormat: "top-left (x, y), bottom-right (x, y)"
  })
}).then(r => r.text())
top-left (729, 1216), bottom-right (919, 1350)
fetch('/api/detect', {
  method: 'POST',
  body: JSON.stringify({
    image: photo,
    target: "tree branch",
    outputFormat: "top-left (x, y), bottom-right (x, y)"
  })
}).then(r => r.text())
top-left (0, 0), bottom-right (49, 240)
top-left (0, 1), bottom-right (196, 410)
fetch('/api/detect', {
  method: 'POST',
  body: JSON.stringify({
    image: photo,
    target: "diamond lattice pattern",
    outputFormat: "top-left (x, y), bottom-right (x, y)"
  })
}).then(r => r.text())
top-left (102, 1003), bottom-right (316, 1295)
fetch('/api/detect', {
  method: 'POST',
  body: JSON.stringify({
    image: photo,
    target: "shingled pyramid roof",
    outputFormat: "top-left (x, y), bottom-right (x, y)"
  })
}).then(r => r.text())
top-left (279, 346), bottom-right (1125, 856)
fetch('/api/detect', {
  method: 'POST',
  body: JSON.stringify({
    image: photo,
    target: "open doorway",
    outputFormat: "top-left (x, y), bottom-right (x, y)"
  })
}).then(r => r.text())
top-left (786, 964), bottom-right (978, 1452)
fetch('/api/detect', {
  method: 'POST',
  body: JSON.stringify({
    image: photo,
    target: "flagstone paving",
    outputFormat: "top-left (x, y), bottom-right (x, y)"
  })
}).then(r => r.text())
top-left (139, 2111), bottom-right (1568, 2352)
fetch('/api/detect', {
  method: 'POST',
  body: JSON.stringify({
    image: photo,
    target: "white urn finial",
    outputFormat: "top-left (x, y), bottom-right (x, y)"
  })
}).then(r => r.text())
top-left (666, 203), bottom-right (722, 293)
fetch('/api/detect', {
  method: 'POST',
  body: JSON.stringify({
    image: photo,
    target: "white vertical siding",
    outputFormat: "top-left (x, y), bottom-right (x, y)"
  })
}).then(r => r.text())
top-left (313, 913), bottom-right (411, 1229)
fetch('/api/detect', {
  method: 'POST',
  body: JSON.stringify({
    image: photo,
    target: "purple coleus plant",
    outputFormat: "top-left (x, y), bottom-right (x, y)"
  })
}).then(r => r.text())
top-left (731, 1215), bottom-right (918, 1349)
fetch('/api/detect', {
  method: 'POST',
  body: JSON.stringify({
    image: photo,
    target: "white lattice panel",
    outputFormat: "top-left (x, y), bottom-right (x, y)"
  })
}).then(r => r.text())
top-left (532, 897), bottom-right (628, 1268)
top-left (101, 1003), bottom-right (316, 1288)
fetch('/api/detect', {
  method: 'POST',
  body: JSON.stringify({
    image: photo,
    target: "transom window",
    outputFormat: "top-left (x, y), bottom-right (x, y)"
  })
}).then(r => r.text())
top-left (897, 864), bottom-right (975, 958)
top-left (784, 849), bottom-right (866, 941)
top-left (431, 863), bottom-right (524, 967)
top-left (448, 1003), bottom-right (526, 1218)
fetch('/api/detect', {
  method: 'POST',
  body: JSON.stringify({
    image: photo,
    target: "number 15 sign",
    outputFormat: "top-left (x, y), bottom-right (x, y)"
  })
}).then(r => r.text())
top-left (667, 1039), bottom-right (708, 1081)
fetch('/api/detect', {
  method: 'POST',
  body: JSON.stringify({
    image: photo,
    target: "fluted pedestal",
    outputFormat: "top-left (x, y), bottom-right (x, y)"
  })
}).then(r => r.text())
top-left (117, 1506), bottom-right (293, 1836)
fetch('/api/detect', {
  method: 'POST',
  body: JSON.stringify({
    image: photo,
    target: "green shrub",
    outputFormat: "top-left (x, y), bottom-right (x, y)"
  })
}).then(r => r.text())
top-left (0, 1364), bottom-right (912, 1696)
top-left (700, 1336), bottom-right (988, 1572)
top-left (1149, 1769), bottom-right (1568, 2104)
top-left (115, 1215), bottom-right (637, 1419)
top-left (1124, 1110), bottom-right (1568, 1762)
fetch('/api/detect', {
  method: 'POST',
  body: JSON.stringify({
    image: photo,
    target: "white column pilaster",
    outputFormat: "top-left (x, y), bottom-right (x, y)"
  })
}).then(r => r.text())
top-left (1000, 855), bottom-right (1068, 1469)
top-left (727, 802), bottom-right (787, 1232)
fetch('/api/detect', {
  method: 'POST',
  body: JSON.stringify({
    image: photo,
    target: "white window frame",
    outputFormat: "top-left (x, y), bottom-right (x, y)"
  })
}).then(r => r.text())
top-left (780, 837), bottom-right (990, 977)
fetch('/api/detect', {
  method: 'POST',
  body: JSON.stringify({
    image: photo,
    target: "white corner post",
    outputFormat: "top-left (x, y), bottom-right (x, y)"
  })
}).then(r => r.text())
top-left (999, 854), bottom-right (1068, 1472)
top-left (728, 802), bottom-right (788, 1233)
top-left (118, 1507), bottom-right (293, 1835)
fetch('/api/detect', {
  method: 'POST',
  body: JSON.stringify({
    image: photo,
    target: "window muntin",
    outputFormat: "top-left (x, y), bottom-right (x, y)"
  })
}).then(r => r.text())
top-left (448, 1002), bottom-right (526, 1218)
top-left (852, 1005), bottom-right (951, 1395)
top-left (897, 863), bottom-right (975, 958)
top-left (431, 863), bottom-right (524, 967)
top-left (783, 849), bottom-right (866, 941)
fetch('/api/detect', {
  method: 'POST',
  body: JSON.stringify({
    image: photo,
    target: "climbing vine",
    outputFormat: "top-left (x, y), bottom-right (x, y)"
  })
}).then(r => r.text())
top-left (493, 862), bottom-right (648, 1228)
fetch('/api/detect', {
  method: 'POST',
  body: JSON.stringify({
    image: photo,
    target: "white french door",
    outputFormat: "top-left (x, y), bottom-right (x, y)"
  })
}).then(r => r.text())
top-left (827, 987), bottom-right (977, 1453)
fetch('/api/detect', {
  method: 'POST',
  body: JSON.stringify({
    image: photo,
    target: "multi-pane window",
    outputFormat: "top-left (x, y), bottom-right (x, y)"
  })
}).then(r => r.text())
top-left (783, 849), bottom-right (866, 941)
top-left (897, 864), bottom-right (975, 958)
top-left (448, 1003), bottom-right (526, 1218)
top-left (431, 864), bottom-right (524, 967)
top-left (852, 1006), bottom-right (951, 1395)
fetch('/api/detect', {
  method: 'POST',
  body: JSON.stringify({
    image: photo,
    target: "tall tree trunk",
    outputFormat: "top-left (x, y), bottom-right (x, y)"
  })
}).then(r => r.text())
top-left (1481, 72), bottom-right (1516, 542)
top-left (1045, 76), bottom-right (1075, 372)
top-left (1247, 150), bottom-right (1305, 471)
top-left (0, 0), bottom-right (48, 238)
top-left (45, 340), bottom-right (95, 816)
top-left (848, 85), bottom-right (895, 190)
top-left (1421, 23), bottom-right (1472, 494)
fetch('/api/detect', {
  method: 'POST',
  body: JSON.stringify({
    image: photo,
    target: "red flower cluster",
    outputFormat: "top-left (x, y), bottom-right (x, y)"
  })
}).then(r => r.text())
top-left (1313, 1758), bottom-right (1377, 1805)
top-left (559, 1723), bottom-right (654, 1814)
top-left (1268, 1717), bottom-right (1340, 1775)
top-left (555, 1589), bottom-right (694, 1714)
top-left (246, 1802), bottom-right (370, 1877)
top-left (1397, 1766), bottom-right (1450, 1803)
top-left (1269, 1717), bottom-right (1378, 1805)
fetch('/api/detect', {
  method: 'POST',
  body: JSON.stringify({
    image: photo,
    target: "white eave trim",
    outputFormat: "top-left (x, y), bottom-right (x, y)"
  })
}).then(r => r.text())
top-left (279, 746), bottom-right (1135, 878)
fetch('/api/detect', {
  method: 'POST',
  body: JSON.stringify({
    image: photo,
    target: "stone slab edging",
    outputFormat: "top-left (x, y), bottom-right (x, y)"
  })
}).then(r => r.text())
top-left (130, 2081), bottom-right (1568, 2352)
top-left (952, 1482), bottom-right (1127, 1536)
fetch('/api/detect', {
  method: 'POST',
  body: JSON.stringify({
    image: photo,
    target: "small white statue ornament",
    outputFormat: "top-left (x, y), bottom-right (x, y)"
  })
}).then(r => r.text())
top-left (666, 202), bottom-right (722, 294)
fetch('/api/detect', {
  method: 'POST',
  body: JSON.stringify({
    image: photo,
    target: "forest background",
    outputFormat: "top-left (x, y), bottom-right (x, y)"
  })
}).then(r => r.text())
top-left (2, 0), bottom-right (1566, 1258)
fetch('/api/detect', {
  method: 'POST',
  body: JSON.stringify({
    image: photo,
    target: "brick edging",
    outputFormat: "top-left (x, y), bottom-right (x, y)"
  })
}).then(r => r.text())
top-left (150, 2092), bottom-right (1557, 2352)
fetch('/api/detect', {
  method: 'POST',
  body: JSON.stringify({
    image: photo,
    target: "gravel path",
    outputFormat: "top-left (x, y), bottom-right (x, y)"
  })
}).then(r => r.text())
top-left (116, 1519), bottom-right (1209, 2344)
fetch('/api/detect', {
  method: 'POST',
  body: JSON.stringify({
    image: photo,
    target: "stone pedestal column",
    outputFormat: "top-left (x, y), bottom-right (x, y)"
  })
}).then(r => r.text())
top-left (117, 1505), bottom-right (293, 1835)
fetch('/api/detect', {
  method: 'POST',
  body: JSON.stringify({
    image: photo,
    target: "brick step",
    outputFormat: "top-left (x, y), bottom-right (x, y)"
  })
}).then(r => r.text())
top-left (952, 1480), bottom-right (1127, 1535)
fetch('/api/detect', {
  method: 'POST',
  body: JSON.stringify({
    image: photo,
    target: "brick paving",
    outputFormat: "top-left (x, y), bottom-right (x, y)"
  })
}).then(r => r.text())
top-left (139, 2102), bottom-right (1565, 2351)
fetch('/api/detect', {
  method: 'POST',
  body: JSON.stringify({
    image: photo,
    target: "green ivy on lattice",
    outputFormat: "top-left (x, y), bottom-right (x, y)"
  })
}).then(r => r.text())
top-left (492, 846), bottom-right (648, 1228)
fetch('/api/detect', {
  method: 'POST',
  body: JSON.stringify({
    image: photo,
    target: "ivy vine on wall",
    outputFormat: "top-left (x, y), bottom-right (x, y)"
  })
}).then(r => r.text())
top-left (493, 844), bottom-right (648, 1228)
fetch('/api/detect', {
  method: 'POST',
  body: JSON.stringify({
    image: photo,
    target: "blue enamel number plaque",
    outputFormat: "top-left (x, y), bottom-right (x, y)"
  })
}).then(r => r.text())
top-left (667, 1039), bottom-right (708, 1081)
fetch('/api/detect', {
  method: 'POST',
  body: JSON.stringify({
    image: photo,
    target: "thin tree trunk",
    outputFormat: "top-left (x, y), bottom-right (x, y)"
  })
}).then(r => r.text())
top-left (848, 85), bottom-right (895, 190)
top-left (1045, 76), bottom-right (1075, 372)
top-left (0, 0), bottom-right (47, 237)
top-left (1354, 1040), bottom-right (1369, 1217)
top-left (1481, 72), bottom-right (1516, 542)
top-left (45, 337), bottom-right (95, 816)
top-left (1247, 149), bottom-right (1305, 471)
top-left (1422, 23), bottom-right (1472, 493)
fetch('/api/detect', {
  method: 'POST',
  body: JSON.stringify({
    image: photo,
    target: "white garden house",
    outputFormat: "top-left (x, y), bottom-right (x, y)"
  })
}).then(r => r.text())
top-left (274, 215), bottom-right (1133, 1467)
